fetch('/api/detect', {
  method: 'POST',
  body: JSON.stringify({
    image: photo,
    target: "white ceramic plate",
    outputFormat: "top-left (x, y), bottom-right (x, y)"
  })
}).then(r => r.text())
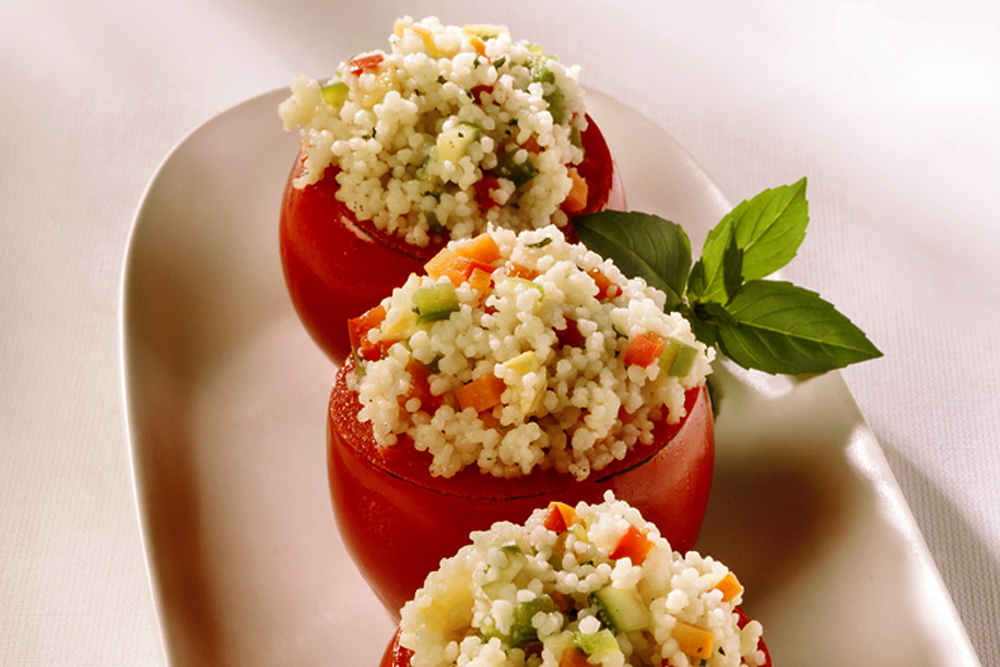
top-left (121, 88), bottom-right (980, 666)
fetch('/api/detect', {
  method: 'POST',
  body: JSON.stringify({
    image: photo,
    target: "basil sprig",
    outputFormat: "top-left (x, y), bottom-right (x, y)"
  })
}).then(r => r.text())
top-left (574, 178), bottom-right (882, 375)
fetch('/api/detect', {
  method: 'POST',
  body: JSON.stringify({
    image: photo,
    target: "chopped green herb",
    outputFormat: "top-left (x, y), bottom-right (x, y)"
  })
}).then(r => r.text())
top-left (526, 237), bottom-right (554, 249)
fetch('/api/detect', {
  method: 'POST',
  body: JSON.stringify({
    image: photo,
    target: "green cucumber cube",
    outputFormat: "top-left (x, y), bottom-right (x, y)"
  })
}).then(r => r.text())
top-left (413, 283), bottom-right (459, 324)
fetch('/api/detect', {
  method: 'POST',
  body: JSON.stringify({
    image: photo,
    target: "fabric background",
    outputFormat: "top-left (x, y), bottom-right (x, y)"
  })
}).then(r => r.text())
top-left (1, 0), bottom-right (997, 664)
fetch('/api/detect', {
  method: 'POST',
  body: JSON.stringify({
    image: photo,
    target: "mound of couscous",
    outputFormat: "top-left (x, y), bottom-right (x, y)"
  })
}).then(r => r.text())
top-left (278, 16), bottom-right (591, 248)
top-left (397, 492), bottom-right (766, 667)
top-left (347, 225), bottom-right (713, 481)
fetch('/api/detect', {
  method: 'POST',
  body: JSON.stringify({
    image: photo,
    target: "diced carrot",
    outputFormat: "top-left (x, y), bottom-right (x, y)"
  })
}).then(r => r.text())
top-left (425, 249), bottom-right (474, 287)
top-left (587, 267), bottom-right (615, 299)
top-left (609, 524), bottom-right (654, 565)
top-left (543, 501), bottom-right (579, 533)
top-left (428, 241), bottom-right (501, 287)
top-left (468, 267), bottom-right (494, 300)
top-left (558, 647), bottom-right (591, 667)
top-left (455, 373), bottom-right (506, 413)
top-left (400, 358), bottom-right (442, 413)
top-left (455, 233), bottom-right (502, 265)
top-left (561, 168), bottom-right (589, 214)
top-left (501, 262), bottom-right (540, 280)
top-left (425, 247), bottom-right (459, 279)
top-left (348, 305), bottom-right (393, 361)
top-left (713, 572), bottom-right (743, 602)
top-left (672, 621), bottom-right (715, 659)
top-left (522, 136), bottom-right (542, 154)
top-left (623, 332), bottom-right (665, 367)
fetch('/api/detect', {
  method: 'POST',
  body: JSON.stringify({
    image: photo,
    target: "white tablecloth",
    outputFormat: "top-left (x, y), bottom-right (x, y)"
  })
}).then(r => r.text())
top-left (2, 1), bottom-right (997, 664)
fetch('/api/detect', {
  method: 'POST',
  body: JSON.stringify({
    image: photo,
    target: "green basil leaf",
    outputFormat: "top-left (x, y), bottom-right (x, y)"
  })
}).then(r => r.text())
top-left (722, 228), bottom-right (744, 301)
top-left (689, 178), bottom-right (809, 303)
top-left (574, 210), bottom-right (692, 311)
top-left (715, 279), bottom-right (882, 374)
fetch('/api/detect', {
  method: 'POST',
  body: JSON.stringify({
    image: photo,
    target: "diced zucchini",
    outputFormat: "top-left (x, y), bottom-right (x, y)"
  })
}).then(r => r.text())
top-left (494, 151), bottom-right (538, 188)
top-left (572, 628), bottom-right (621, 659)
top-left (529, 57), bottom-right (556, 84)
top-left (436, 121), bottom-right (481, 164)
top-left (481, 544), bottom-right (527, 598)
top-left (658, 337), bottom-right (699, 377)
top-left (321, 81), bottom-right (349, 106)
top-left (590, 586), bottom-right (652, 634)
top-left (413, 283), bottom-right (459, 324)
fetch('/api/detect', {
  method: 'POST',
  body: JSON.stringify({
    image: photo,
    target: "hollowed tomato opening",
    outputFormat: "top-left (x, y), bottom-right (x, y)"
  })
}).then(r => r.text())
top-left (280, 115), bottom-right (624, 364)
top-left (327, 357), bottom-right (714, 619)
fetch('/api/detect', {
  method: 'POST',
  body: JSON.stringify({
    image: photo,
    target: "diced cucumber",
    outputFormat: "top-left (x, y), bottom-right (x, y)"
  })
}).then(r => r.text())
top-left (413, 283), bottom-right (459, 324)
top-left (436, 121), bottom-right (481, 164)
top-left (321, 81), bottom-right (349, 107)
top-left (482, 544), bottom-right (527, 598)
top-left (572, 628), bottom-right (621, 658)
top-left (482, 595), bottom-right (556, 648)
top-left (569, 126), bottom-right (582, 149)
top-left (529, 57), bottom-right (556, 84)
top-left (590, 586), bottom-right (652, 634)
top-left (658, 337), bottom-right (699, 377)
top-left (544, 88), bottom-right (565, 124)
top-left (494, 150), bottom-right (538, 188)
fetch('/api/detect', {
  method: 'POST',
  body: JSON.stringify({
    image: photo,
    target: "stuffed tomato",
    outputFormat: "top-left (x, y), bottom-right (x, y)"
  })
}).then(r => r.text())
top-left (328, 226), bottom-right (715, 617)
top-left (377, 494), bottom-right (771, 667)
top-left (279, 17), bottom-right (623, 362)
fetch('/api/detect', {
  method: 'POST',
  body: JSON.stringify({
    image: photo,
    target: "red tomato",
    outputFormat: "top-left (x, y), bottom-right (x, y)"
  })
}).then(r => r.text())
top-left (280, 115), bottom-right (623, 363)
top-left (327, 356), bottom-right (714, 619)
top-left (378, 613), bottom-right (772, 667)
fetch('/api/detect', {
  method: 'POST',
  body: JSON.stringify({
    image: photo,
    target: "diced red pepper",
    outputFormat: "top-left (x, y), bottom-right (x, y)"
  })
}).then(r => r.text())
top-left (474, 173), bottom-right (501, 210)
top-left (587, 267), bottom-right (616, 300)
top-left (348, 53), bottom-right (385, 75)
top-left (623, 332), bottom-right (665, 367)
top-left (542, 501), bottom-right (579, 533)
top-left (470, 84), bottom-right (493, 103)
top-left (609, 524), bottom-right (654, 565)
top-left (398, 358), bottom-right (442, 414)
top-left (347, 305), bottom-right (395, 361)
top-left (555, 317), bottom-right (585, 348)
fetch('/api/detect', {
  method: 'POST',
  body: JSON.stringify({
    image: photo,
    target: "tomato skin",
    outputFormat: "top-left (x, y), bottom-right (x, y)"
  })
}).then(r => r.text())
top-left (280, 115), bottom-right (623, 363)
top-left (327, 356), bottom-right (713, 619)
